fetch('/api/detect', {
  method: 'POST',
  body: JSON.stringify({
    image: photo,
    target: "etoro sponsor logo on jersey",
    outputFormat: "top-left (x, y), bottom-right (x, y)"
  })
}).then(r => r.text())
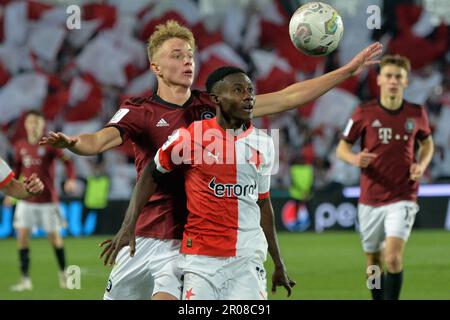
top-left (208, 177), bottom-right (256, 197)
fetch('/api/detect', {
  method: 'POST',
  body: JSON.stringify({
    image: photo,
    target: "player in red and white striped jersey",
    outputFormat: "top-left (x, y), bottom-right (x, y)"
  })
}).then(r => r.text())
top-left (0, 157), bottom-right (44, 198)
top-left (108, 67), bottom-right (295, 299)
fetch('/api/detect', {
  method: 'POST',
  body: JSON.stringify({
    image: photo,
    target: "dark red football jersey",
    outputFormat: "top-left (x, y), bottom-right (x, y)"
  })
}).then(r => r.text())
top-left (13, 140), bottom-right (76, 203)
top-left (105, 90), bottom-right (216, 239)
top-left (343, 99), bottom-right (431, 206)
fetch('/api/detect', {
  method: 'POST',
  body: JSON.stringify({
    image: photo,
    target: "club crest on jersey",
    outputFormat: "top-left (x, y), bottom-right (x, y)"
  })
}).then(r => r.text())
top-left (405, 118), bottom-right (415, 133)
top-left (208, 177), bottom-right (256, 197)
top-left (200, 110), bottom-right (215, 120)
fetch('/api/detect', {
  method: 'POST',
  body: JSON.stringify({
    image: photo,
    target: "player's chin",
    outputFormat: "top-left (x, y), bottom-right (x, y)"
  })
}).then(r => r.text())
top-left (178, 76), bottom-right (194, 87)
top-left (238, 111), bottom-right (253, 122)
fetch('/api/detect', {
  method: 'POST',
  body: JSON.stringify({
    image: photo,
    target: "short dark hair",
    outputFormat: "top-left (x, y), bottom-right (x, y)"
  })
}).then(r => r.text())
top-left (205, 66), bottom-right (247, 93)
top-left (25, 110), bottom-right (44, 118)
top-left (380, 55), bottom-right (411, 73)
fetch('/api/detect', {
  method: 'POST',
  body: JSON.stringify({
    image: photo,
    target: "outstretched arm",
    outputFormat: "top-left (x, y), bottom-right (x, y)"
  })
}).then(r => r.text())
top-left (253, 42), bottom-right (383, 117)
top-left (99, 160), bottom-right (160, 266)
top-left (258, 196), bottom-right (296, 297)
top-left (39, 127), bottom-right (122, 156)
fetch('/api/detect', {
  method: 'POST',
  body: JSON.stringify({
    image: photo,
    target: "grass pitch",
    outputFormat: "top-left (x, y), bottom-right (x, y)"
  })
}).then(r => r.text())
top-left (0, 230), bottom-right (449, 300)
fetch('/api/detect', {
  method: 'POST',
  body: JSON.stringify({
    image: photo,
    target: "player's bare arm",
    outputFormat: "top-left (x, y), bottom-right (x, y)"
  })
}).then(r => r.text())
top-left (336, 140), bottom-right (377, 168)
top-left (410, 135), bottom-right (434, 181)
top-left (253, 42), bottom-right (383, 117)
top-left (258, 197), bottom-right (296, 297)
top-left (1, 174), bottom-right (44, 199)
top-left (99, 160), bottom-right (159, 266)
top-left (39, 127), bottom-right (123, 156)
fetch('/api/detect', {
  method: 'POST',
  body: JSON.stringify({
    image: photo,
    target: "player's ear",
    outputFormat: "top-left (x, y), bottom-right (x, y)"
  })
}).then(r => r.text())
top-left (151, 62), bottom-right (161, 75)
top-left (376, 74), bottom-right (382, 86)
top-left (209, 93), bottom-right (220, 105)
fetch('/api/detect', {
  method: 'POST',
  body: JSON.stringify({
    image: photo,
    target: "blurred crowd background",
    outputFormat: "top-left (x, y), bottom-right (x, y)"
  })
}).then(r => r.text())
top-left (0, 0), bottom-right (449, 200)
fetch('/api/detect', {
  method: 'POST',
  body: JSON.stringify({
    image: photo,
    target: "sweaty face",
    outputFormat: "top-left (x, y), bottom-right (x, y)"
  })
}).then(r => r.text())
top-left (24, 114), bottom-right (45, 142)
top-left (151, 38), bottom-right (195, 88)
top-left (377, 65), bottom-right (408, 99)
top-left (214, 73), bottom-right (255, 123)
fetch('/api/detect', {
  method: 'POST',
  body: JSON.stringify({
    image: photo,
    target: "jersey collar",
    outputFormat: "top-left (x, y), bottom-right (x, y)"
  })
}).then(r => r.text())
top-left (151, 91), bottom-right (196, 109)
top-left (209, 118), bottom-right (253, 140)
top-left (378, 98), bottom-right (405, 115)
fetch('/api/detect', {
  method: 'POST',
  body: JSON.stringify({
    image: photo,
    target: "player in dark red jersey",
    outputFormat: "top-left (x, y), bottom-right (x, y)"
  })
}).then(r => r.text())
top-left (39, 21), bottom-right (382, 300)
top-left (8, 110), bottom-right (77, 292)
top-left (0, 157), bottom-right (44, 198)
top-left (336, 55), bottom-right (434, 300)
top-left (103, 66), bottom-right (295, 299)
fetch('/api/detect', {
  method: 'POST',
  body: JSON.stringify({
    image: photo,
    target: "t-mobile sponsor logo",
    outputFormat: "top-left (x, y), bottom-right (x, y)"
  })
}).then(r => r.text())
top-left (208, 177), bottom-right (256, 197)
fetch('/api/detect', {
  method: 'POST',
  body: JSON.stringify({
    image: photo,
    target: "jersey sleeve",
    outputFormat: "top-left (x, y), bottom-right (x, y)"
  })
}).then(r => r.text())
top-left (416, 106), bottom-right (432, 140)
top-left (0, 158), bottom-right (14, 188)
top-left (342, 106), bottom-right (365, 144)
top-left (258, 137), bottom-right (275, 200)
top-left (105, 101), bottom-right (151, 143)
top-left (154, 127), bottom-right (192, 173)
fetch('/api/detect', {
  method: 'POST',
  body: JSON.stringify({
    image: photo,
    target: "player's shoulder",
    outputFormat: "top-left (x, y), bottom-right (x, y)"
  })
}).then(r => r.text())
top-left (187, 90), bottom-right (216, 111)
top-left (190, 90), bottom-right (212, 104)
top-left (14, 139), bottom-right (28, 149)
top-left (249, 126), bottom-right (275, 152)
top-left (120, 96), bottom-right (151, 109)
top-left (403, 100), bottom-right (425, 111)
top-left (252, 126), bottom-right (272, 141)
top-left (357, 99), bottom-right (379, 110)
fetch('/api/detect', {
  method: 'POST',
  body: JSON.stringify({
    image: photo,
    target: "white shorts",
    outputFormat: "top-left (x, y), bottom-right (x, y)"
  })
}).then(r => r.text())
top-left (178, 254), bottom-right (268, 300)
top-left (13, 201), bottom-right (65, 233)
top-left (358, 201), bottom-right (419, 253)
top-left (103, 237), bottom-right (182, 300)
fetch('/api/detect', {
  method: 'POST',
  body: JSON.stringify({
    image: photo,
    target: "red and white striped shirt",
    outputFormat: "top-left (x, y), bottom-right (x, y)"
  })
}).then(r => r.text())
top-left (155, 118), bottom-right (274, 258)
top-left (0, 158), bottom-right (15, 189)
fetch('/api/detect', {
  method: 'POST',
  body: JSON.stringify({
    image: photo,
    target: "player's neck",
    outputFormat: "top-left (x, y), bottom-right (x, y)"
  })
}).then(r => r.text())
top-left (215, 112), bottom-right (246, 131)
top-left (156, 83), bottom-right (191, 106)
top-left (380, 94), bottom-right (403, 110)
top-left (27, 136), bottom-right (39, 145)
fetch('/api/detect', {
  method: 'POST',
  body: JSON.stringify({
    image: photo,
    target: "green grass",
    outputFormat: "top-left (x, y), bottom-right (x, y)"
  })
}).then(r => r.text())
top-left (0, 230), bottom-right (449, 300)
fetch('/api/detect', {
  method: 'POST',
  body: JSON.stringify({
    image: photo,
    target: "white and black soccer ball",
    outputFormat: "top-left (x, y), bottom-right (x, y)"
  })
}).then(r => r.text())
top-left (289, 2), bottom-right (344, 56)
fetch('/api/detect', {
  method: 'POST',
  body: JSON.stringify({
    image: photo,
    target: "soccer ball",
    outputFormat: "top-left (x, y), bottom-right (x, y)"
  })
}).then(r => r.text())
top-left (289, 2), bottom-right (344, 56)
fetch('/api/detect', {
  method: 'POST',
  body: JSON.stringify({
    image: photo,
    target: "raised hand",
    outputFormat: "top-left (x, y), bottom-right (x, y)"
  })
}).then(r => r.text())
top-left (39, 131), bottom-right (79, 149)
top-left (345, 42), bottom-right (383, 76)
